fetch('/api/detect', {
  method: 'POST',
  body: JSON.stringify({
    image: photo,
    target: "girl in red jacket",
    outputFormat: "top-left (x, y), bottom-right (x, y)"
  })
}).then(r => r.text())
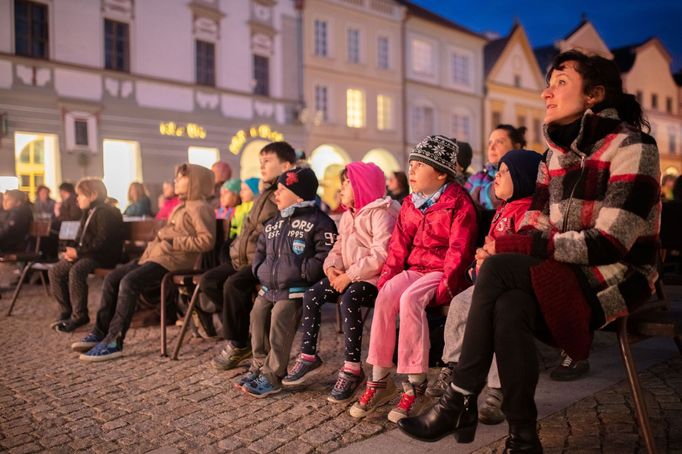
top-left (350, 135), bottom-right (478, 423)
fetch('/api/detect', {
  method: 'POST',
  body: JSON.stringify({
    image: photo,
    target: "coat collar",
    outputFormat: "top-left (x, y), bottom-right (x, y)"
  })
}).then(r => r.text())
top-left (544, 107), bottom-right (623, 157)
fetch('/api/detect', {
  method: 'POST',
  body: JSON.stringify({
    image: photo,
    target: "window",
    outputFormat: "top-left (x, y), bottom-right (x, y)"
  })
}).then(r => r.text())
top-left (346, 89), bottom-right (365, 128)
top-left (195, 40), bottom-right (215, 86)
top-left (377, 36), bottom-right (389, 70)
top-left (377, 95), bottom-right (393, 130)
top-left (517, 115), bottom-right (526, 128)
top-left (667, 97), bottom-right (673, 114)
top-left (103, 140), bottom-right (142, 212)
top-left (451, 113), bottom-right (471, 142)
top-left (253, 55), bottom-right (269, 96)
top-left (533, 118), bottom-right (542, 144)
top-left (74, 120), bottom-right (89, 146)
top-left (347, 28), bottom-right (360, 64)
top-left (413, 106), bottom-right (435, 140)
top-left (652, 93), bottom-right (658, 110)
top-left (452, 54), bottom-right (470, 86)
top-left (492, 111), bottom-right (502, 129)
top-left (314, 19), bottom-right (328, 57)
top-left (514, 74), bottom-right (521, 88)
top-left (314, 85), bottom-right (328, 122)
top-left (188, 147), bottom-right (220, 169)
top-left (411, 39), bottom-right (433, 75)
top-left (104, 19), bottom-right (130, 72)
top-left (670, 127), bottom-right (677, 154)
top-left (15, 0), bottom-right (49, 59)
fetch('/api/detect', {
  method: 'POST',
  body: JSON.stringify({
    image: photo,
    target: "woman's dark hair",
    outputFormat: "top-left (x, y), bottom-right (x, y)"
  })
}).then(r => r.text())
top-left (59, 182), bottom-right (75, 194)
top-left (392, 171), bottom-right (409, 193)
top-left (673, 175), bottom-right (682, 202)
top-left (547, 50), bottom-right (649, 132)
top-left (494, 124), bottom-right (527, 148)
top-left (339, 167), bottom-right (348, 184)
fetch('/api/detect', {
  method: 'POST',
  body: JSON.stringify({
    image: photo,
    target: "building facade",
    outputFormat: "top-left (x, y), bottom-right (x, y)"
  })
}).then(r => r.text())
top-left (401, 1), bottom-right (485, 169)
top-left (0, 0), bottom-right (304, 205)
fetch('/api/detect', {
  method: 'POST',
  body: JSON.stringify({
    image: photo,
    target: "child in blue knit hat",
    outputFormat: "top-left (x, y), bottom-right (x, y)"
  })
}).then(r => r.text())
top-left (231, 177), bottom-right (260, 239)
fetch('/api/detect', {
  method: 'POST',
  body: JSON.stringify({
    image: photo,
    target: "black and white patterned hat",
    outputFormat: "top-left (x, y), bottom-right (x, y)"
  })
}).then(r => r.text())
top-left (409, 135), bottom-right (459, 178)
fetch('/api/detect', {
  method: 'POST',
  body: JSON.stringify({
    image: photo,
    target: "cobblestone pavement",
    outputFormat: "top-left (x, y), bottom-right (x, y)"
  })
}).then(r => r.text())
top-left (0, 280), bottom-right (680, 453)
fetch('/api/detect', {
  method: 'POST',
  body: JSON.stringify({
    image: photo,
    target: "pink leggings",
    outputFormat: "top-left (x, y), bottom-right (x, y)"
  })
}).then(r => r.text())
top-left (367, 270), bottom-right (442, 374)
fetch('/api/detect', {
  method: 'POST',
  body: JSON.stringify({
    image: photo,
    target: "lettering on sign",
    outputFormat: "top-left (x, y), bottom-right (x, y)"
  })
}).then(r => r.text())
top-left (159, 122), bottom-right (207, 139)
top-left (229, 124), bottom-right (284, 155)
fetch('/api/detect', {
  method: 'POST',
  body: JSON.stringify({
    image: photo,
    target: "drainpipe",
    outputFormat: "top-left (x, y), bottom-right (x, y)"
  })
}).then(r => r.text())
top-left (400, 9), bottom-right (408, 169)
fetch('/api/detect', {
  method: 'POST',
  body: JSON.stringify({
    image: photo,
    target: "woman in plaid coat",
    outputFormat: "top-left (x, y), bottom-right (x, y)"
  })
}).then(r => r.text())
top-left (398, 50), bottom-right (661, 453)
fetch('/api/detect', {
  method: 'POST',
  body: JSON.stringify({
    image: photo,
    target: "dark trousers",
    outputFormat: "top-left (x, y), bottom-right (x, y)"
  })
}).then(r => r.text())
top-left (94, 260), bottom-right (168, 345)
top-left (452, 254), bottom-right (549, 425)
top-left (48, 257), bottom-right (100, 322)
top-left (199, 262), bottom-right (258, 347)
top-left (301, 278), bottom-right (377, 362)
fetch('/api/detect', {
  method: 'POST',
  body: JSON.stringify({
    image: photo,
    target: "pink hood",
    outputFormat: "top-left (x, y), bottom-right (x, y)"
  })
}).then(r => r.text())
top-left (346, 162), bottom-right (387, 211)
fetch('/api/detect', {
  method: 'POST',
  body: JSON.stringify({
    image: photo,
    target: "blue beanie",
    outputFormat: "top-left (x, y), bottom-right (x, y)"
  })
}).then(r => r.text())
top-left (221, 178), bottom-right (241, 193)
top-left (498, 149), bottom-right (543, 201)
top-left (244, 177), bottom-right (260, 197)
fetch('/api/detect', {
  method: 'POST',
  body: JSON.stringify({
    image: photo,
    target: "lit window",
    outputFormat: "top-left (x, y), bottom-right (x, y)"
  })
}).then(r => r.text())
top-left (314, 19), bottom-right (328, 57)
top-left (411, 39), bottom-right (433, 75)
top-left (377, 36), bottom-right (389, 69)
top-left (346, 89), bottom-right (365, 128)
top-left (451, 113), bottom-right (471, 142)
top-left (377, 95), bottom-right (393, 130)
top-left (347, 28), bottom-right (360, 64)
top-left (315, 85), bottom-right (329, 122)
top-left (188, 146), bottom-right (220, 169)
top-left (103, 139), bottom-right (142, 211)
top-left (452, 54), bottom-right (470, 85)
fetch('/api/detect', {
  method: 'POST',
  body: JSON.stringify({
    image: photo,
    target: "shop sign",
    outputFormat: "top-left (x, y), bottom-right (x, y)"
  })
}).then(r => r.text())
top-left (159, 121), bottom-right (206, 139)
top-left (229, 124), bottom-right (284, 155)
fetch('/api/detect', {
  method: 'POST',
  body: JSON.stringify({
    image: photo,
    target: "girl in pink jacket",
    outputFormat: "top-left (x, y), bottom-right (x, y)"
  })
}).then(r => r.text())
top-left (282, 162), bottom-right (400, 403)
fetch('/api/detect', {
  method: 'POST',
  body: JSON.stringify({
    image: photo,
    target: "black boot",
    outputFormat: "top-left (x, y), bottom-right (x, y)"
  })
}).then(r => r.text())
top-left (503, 423), bottom-right (543, 453)
top-left (397, 383), bottom-right (478, 443)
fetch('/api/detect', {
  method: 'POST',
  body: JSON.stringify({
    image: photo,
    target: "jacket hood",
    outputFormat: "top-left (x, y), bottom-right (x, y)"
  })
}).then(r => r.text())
top-left (181, 163), bottom-right (215, 201)
top-left (346, 162), bottom-right (387, 211)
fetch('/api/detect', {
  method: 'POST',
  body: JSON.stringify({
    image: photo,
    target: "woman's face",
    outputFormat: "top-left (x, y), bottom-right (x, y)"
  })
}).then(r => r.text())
top-left (76, 191), bottom-right (97, 210)
top-left (487, 129), bottom-right (514, 165)
top-left (387, 174), bottom-right (400, 193)
top-left (542, 61), bottom-right (591, 125)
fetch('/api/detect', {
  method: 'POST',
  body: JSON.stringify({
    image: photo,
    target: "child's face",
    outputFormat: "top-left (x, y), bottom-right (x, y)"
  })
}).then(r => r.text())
top-left (162, 182), bottom-right (175, 198)
top-left (408, 160), bottom-right (446, 195)
top-left (275, 183), bottom-right (302, 211)
top-left (220, 189), bottom-right (239, 208)
top-left (240, 183), bottom-right (255, 203)
top-left (339, 176), bottom-right (354, 208)
top-left (76, 190), bottom-right (97, 210)
top-left (260, 152), bottom-right (292, 183)
top-left (174, 174), bottom-right (189, 196)
top-left (494, 163), bottom-right (514, 201)
top-left (488, 129), bottom-right (514, 165)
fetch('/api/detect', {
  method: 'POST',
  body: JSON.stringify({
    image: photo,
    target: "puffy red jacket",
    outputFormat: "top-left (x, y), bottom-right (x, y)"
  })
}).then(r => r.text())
top-left (377, 183), bottom-right (478, 305)
top-left (488, 196), bottom-right (533, 240)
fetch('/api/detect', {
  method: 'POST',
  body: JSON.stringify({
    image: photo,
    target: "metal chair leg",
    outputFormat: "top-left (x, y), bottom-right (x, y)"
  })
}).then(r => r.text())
top-left (160, 274), bottom-right (171, 357)
top-left (39, 270), bottom-right (50, 297)
top-left (617, 317), bottom-right (657, 454)
top-left (6, 262), bottom-right (32, 316)
top-left (172, 285), bottom-right (201, 360)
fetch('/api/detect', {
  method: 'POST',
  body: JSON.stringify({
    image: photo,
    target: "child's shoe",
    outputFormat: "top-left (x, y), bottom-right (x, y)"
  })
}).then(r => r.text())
top-left (349, 377), bottom-right (398, 418)
top-left (242, 375), bottom-right (282, 398)
top-left (388, 380), bottom-right (428, 423)
top-left (328, 368), bottom-right (365, 404)
top-left (550, 350), bottom-right (589, 381)
top-left (211, 344), bottom-right (252, 370)
top-left (234, 370), bottom-right (260, 390)
top-left (79, 340), bottom-right (122, 362)
top-left (71, 332), bottom-right (103, 352)
top-left (282, 354), bottom-right (323, 386)
top-left (426, 364), bottom-right (454, 397)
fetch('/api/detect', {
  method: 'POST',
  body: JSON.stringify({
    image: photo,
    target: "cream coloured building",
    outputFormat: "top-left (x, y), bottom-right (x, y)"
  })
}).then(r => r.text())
top-left (401, 1), bottom-right (486, 169)
top-left (484, 24), bottom-right (546, 154)
top-left (613, 38), bottom-right (682, 175)
top-left (301, 0), bottom-right (405, 207)
top-left (0, 0), bottom-right (304, 205)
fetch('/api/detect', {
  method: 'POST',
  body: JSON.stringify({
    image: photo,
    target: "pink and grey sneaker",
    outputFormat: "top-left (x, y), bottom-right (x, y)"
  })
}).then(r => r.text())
top-left (349, 376), bottom-right (398, 418)
top-left (387, 380), bottom-right (428, 423)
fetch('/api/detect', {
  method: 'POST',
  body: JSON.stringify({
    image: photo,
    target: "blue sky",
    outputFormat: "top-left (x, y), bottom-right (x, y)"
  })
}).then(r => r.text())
top-left (411, 0), bottom-right (682, 73)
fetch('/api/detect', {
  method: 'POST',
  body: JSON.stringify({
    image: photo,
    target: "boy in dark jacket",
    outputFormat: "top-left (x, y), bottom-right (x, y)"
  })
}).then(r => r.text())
top-left (238, 167), bottom-right (337, 398)
top-left (50, 179), bottom-right (124, 332)
top-left (0, 190), bottom-right (33, 253)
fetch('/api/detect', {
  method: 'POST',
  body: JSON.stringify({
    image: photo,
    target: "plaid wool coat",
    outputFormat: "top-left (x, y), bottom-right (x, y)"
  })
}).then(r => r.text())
top-left (496, 107), bottom-right (661, 360)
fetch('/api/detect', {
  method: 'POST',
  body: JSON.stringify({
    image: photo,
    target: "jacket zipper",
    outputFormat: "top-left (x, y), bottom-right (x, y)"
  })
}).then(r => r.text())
top-left (562, 154), bottom-right (586, 232)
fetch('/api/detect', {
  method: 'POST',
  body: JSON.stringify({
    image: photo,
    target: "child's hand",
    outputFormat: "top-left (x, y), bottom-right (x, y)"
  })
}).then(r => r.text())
top-left (331, 273), bottom-right (351, 293)
top-left (475, 247), bottom-right (490, 262)
top-left (326, 267), bottom-right (342, 281)
top-left (64, 247), bottom-right (78, 262)
top-left (483, 240), bottom-right (496, 256)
